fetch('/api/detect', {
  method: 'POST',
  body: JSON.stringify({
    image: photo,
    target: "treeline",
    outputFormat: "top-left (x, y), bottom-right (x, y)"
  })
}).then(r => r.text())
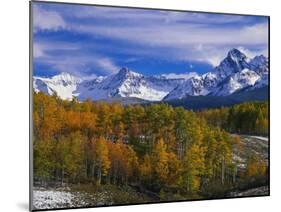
top-left (33, 92), bottom-right (267, 198)
top-left (197, 101), bottom-right (268, 136)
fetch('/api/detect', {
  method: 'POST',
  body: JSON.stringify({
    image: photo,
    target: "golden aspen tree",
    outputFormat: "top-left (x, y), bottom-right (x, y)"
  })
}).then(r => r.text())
top-left (166, 152), bottom-right (181, 186)
top-left (140, 154), bottom-right (153, 181)
top-left (93, 137), bottom-right (111, 185)
top-left (182, 143), bottom-right (205, 193)
top-left (152, 138), bottom-right (169, 184)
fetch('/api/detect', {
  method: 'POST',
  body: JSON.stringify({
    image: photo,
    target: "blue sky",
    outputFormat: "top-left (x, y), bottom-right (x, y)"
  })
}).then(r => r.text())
top-left (32, 2), bottom-right (269, 78)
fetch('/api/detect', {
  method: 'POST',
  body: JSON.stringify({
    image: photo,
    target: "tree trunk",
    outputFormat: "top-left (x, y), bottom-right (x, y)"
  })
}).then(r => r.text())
top-left (233, 165), bottom-right (237, 184)
top-left (61, 168), bottom-right (64, 186)
top-left (97, 164), bottom-right (102, 185)
top-left (221, 157), bottom-right (225, 185)
top-left (92, 164), bottom-right (95, 181)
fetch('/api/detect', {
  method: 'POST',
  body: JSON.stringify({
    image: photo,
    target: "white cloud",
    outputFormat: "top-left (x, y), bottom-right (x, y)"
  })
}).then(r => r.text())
top-left (161, 72), bottom-right (199, 80)
top-left (237, 46), bottom-right (268, 58)
top-left (33, 5), bottom-right (66, 31)
top-left (240, 23), bottom-right (269, 45)
top-left (193, 45), bottom-right (226, 66)
top-left (96, 58), bottom-right (119, 74)
top-left (76, 22), bottom-right (268, 48)
top-left (80, 73), bottom-right (98, 81)
top-left (33, 43), bottom-right (44, 58)
top-left (178, 43), bottom-right (268, 67)
top-left (33, 4), bottom-right (269, 74)
top-left (202, 55), bottom-right (223, 67)
top-left (33, 41), bottom-right (79, 58)
top-left (72, 21), bottom-right (268, 68)
top-left (70, 6), bottom-right (250, 26)
top-left (33, 40), bottom-right (119, 75)
top-left (39, 55), bottom-right (119, 76)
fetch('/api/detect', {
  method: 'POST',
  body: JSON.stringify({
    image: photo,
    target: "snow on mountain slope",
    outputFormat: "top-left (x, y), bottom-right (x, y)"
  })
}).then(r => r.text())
top-left (216, 48), bottom-right (250, 77)
top-left (77, 68), bottom-right (149, 100)
top-left (33, 49), bottom-right (268, 102)
top-left (163, 76), bottom-right (208, 100)
top-left (211, 69), bottom-right (260, 96)
top-left (164, 49), bottom-right (268, 100)
top-left (249, 55), bottom-right (268, 75)
top-left (77, 68), bottom-right (183, 101)
top-left (33, 72), bottom-right (82, 100)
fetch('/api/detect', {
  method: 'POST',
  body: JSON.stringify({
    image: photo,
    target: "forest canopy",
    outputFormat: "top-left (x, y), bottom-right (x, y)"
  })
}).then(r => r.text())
top-left (33, 92), bottom-right (268, 198)
top-left (197, 101), bottom-right (268, 136)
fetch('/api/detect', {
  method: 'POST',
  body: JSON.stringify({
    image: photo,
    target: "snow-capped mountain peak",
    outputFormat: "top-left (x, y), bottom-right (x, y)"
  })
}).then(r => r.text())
top-left (250, 55), bottom-right (267, 65)
top-left (76, 67), bottom-right (182, 101)
top-left (51, 72), bottom-right (81, 84)
top-left (164, 49), bottom-right (268, 100)
top-left (33, 49), bottom-right (268, 102)
top-left (249, 55), bottom-right (268, 75)
top-left (227, 48), bottom-right (247, 61)
top-left (116, 67), bottom-right (143, 79)
top-left (33, 72), bottom-right (82, 100)
top-left (215, 48), bottom-right (250, 78)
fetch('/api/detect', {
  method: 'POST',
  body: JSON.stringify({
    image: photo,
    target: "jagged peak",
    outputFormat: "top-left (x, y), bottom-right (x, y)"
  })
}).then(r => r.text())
top-left (116, 67), bottom-right (142, 78)
top-left (119, 67), bottom-right (130, 74)
top-left (251, 55), bottom-right (267, 63)
top-left (227, 48), bottom-right (247, 60)
top-left (53, 71), bottom-right (75, 78)
top-left (51, 72), bottom-right (81, 83)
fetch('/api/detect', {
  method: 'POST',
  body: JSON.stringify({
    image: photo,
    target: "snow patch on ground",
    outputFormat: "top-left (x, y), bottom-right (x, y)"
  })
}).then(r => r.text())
top-left (33, 188), bottom-right (76, 209)
top-left (249, 136), bottom-right (268, 141)
top-left (33, 187), bottom-right (113, 210)
top-left (233, 154), bottom-right (246, 168)
top-left (229, 186), bottom-right (269, 197)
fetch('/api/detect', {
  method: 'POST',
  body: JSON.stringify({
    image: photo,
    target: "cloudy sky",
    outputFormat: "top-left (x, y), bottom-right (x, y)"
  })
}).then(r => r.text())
top-left (32, 1), bottom-right (269, 78)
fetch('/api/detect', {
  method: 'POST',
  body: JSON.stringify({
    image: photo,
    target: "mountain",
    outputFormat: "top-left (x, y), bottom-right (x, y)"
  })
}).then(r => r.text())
top-left (164, 49), bottom-right (268, 100)
top-left (33, 72), bottom-right (82, 100)
top-left (33, 68), bottom-right (183, 101)
top-left (33, 49), bottom-right (268, 103)
top-left (166, 86), bottom-right (268, 110)
top-left (76, 67), bottom-right (184, 101)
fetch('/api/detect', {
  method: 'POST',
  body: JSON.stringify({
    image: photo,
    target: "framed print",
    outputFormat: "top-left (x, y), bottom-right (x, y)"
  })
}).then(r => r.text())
top-left (30, 1), bottom-right (270, 210)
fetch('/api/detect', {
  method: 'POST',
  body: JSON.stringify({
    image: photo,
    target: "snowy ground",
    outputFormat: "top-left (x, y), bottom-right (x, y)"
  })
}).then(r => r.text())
top-left (232, 134), bottom-right (269, 169)
top-left (33, 189), bottom-right (76, 209)
top-left (33, 187), bottom-right (113, 210)
top-left (32, 184), bottom-right (152, 210)
top-left (229, 186), bottom-right (269, 197)
top-left (229, 135), bottom-right (269, 198)
top-left (249, 136), bottom-right (268, 142)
